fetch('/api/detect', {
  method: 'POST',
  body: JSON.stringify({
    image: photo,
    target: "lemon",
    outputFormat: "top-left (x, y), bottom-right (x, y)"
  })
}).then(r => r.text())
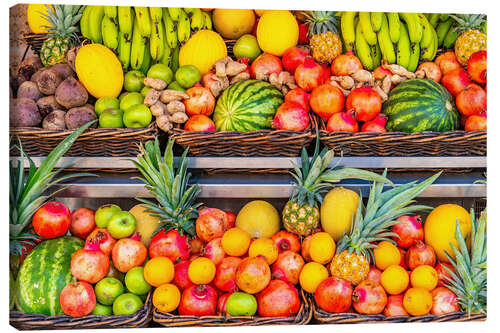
top-left (309, 232), bottom-right (336, 264)
top-left (299, 262), bottom-right (329, 293)
top-left (188, 258), bottom-right (216, 285)
top-left (373, 241), bottom-right (401, 270)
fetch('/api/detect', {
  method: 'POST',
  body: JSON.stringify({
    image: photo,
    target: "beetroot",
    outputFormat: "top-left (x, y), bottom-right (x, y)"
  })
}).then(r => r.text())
top-left (36, 68), bottom-right (63, 95)
top-left (17, 81), bottom-right (41, 100)
top-left (43, 110), bottom-right (66, 130)
top-left (55, 77), bottom-right (88, 109)
top-left (10, 98), bottom-right (41, 127)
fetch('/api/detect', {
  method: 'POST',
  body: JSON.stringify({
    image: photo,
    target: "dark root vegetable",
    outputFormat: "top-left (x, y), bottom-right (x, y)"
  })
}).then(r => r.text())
top-left (43, 110), bottom-right (67, 130)
top-left (65, 104), bottom-right (97, 130)
top-left (37, 95), bottom-right (63, 117)
top-left (36, 68), bottom-right (63, 95)
top-left (17, 81), bottom-right (41, 100)
top-left (51, 63), bottom-right (74, 80)
top-left (31, 68), bottom-right (47, 85)
top-left (17, 56), bottom-right (43, 81)
top-left (55, 77), bottom-right (88, 109)
top-left (10, 98), bottom-right (42, 127)
top-left (66, 45), bottom-right (81, 72)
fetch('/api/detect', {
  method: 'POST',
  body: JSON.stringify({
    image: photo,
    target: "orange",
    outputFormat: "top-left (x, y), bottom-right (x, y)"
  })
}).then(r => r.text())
top-left (143, 257), bottom-right (174, 287)
top-left (373, 241), bottom-right (401, 270)
top-left (248, 237), bottom-right (279, 265)
top-left (188, 257), bottom-right (216, 284)
top-left (380, 265), bottom-right (409, 295)
top-left (152, 283), bottom-right (181, 313)
top-left (299, 262), bottom-right (329, 293)
top-left (403, 287), bottom-right (433, 316)
top-left (410, 265), bottom-right (438, 291)
top-left (222, 227), bottom-right (251, 256)
top-left (309, 232), bottom-right (336, 264)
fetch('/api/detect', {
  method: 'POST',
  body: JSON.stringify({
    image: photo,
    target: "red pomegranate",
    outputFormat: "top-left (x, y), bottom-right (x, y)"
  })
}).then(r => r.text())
top-left (272, 230), bottom-right (301, 253)
top-left (190, 237), bottom-right (204, 254)
top-left (456, 84), bottom-right (486, 116)
top-left (435, 52), bottom-right (461, 75)
top-left (301, 235), bottom-right (312, 262)
top-left (294, 58), bottom-right (325, 91)
top-left (352, 280), bottom-right (387, 315)
top-left (112, 234), bottom-right (147, 272)
top-left (60, 281), bottom-right (96, 317)
top-left (361, 113), bottom-right (387, 133)
top-left (346, 87), bottom-right (382, 122)
top-left (149, 229), bottom-right (190, 262)
top-left (399, 248), bottom-right (408, 270)
top-left (271, 250), bottom-right (305, 285)
top-left (373, 66), bottom-right (393, 80)
top-left (405, 241), bottom-right (436, 270)
top-left (326, 111), bottom-right (359, 132)
top-left (297, 19), bottom-right (309, 44)
top-left (391, 215), bottom-right (424, 249)
top-left (71, 241), bottom-right (110, 283)
top-left (32, 201), bottom-right (71, 239)
top-left (196, 207), bottom-right (228, 243)
top-left (441, 68), bottom-right (472, 96)
top-left (285, 88), bottom-right (310, 111)
top-left (365, 266), bottom-right (382, 284)
top-left (435, 262), bottom-right (454, 287)
top-left (331, 51), bottom-right (363, 76)
top-left (174, 260), bottom-right (194, 291)
top-left (184, 115), bottom-right (216, 132)
top-left (272, 101), bottom-right (310, 131)
top-left (214, 256), bottom-right (242, 292)
top-left (465, 112), bottom-right (487, 131)
top-left (431, 287), bottom-right (460, 315)
top-left (257, 280), bottom-right (300, 317)
top-left (202, 237), bottom-right (225, 265)
top-left (86, 228), bottom-right (116, 256)
top-left (314, 277), bottom-right (353, 313)
top-left (217, 292), bottom-right (232, 314)
top-left (251, 53), bottom-right (282, 79)
top-left (225, 211), bottom-right (236, 229)
top-left (383, 294), bottom-right (408, 317)
top-left (178, 284), bottom-right (218, 316)
top-left (467, 50), bottom-right (486, 84)
top-left (184, 87), bottom-right (215, 117)
top-left (282, 46), bottom-right (309, 74)
top-left (417, 62), bottom-right (442, 82)
top-left (310, 84), bottom-right (345, 120)
top-left (235, 257), bottom-right (271, 294)
top-left (69, 208), bottom-right (95, 239)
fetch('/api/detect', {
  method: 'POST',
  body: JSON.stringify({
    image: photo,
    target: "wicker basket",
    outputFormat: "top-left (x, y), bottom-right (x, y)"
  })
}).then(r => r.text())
top-left (153, 289), bottom-right (312, 327)
top-left (10, 291), bottom-right (153, 330)
top-left (24, 32), bottom-right (84, 54)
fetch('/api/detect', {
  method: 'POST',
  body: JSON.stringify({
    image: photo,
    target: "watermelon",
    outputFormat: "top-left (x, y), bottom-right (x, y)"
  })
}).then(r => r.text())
top-left (382, 79), bottom-right (460, 132)
top-left (15, 236), bottom-right (83, 315)
top-left (213, 80), bottom-right (284, 131)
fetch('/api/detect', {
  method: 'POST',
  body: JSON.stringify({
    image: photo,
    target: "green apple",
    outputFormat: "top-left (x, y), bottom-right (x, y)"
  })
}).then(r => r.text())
top-left (140, 86), bottom-right (151, 98)
top-left (175, 65), bottom-right (201, 88)
top-left (119, 92), bottom-right (144, 112)
top-left (147, 63), bottom-right (174, 85)
top-left (95, 277), bottom-right (125, 305)
top-left (123, 104), bottom-right (152, 128)
top-left (91, 303), bottom-right (113, 316)
top-left (233, 34), bottom-right (262, 61)
top-left (112, 293), bottom-right (143, 315)
top-left (99, 109), bottom-right (124, 128)
top-left (107, 211), bottom-right (137, 239)
top-left (95, 97), bottom-right (120, 116)
top-left (124, 267), bottom-right (151, 295)
top-left (167, 81), bottom-right (186, 92)
top-left (119, 92), bottom-right (129, 102)
top-left (95, 204), bottom-right (122, 228)
top-left (124, 70), bottom-right (145, 92)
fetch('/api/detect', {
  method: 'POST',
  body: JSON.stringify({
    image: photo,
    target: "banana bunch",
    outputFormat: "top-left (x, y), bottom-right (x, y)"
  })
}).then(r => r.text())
top-left (434, 14), bottom-right (459, 49)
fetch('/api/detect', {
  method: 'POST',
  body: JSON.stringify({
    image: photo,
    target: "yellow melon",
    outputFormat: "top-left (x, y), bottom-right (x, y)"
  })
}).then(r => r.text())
top-left (179, 30), bottom-right (227, 75)
top-left (212, 9), bottom-right (255, 39)
top-left (256, 10), bottom-right (298, 56)
top-left (320, 187), bottom-right (360, 241)
top-left (27, 4), bottom-right (53, 33)
top-left (129, 204), bottom-right (162, 246)
top-left (254, 10), bottom-right (267, 17)
top-left (236, 200), bottom-right (280, 238)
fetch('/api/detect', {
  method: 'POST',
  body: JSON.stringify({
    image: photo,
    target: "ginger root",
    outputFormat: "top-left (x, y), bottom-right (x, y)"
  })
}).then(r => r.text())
top-left (225, 61), bottom-right (248, 76)
top-left (170, 112), bottom-right (189, 124)
top-left (144, 89), bottom-right (161, 107)
top-left (373, 85), bottom-right (388, 102)
top-left (160, 90), bottom-right (189, 103)
top-left (214, 56), bottom-right (233, 77)
top-left (329, 80), bottom-right (350, 96)
top-left (150, 101), bottom-right (167, 117)
top-left (331, 76), bottom-right (355, 90)
top-left (382, 63), bottom-right (416, 79)
top-left (230, 72), bottom-right (250, 84)
top-left (166, 100), bottom-right (185, 115)
top-left (144, 77), bottom-right (167, 90)
top-left (351, 69), bottom-right (374, 85)
top-left (156, 115), bottom-right (172, 132)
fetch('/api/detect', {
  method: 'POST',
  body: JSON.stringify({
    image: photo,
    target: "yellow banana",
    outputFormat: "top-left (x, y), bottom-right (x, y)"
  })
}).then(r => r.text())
top-left (429, 25), bottom-right (438, 60)
top-left (371, 12), bottom-right (383, 32)
top-left (370, 42), bottom-right (382, 68)
top-left (400, 13), bottom-right (423, 44)
top-left (130, 17), bottom-right (145, 70)
top-left (163, 8), bottom-right (178, 49)
top-left (140, 40), bottom-right (151, 74)
top-left (418, 14), bottom-right (433, 49)
top-left (387, 12), bottom-right (401, 43)
top-left (117, 6), bottom-right (134, 36)
top-left (168, 7), bottom-right (182, 21)
top-left (377, 14), bottom-right (396, 64)
top-left (118, 30), bottom-right (132, 70)
top-left (150, 16), bottom-right (165, 61)
top-left (102, 15), bottom-right (119, 50)
top-left (149, 7), bottom-right (163, 22)
top-left (428, 13), bottom-right (440, 28)
top-left (183, 8), bottom-right (195, 15)
top-left (170, 45), bottom-right (180, 73)
top-left (359, 12), bottom-right (378, 45)
top-left (80, 6), bottom-right (92, 39)
top-left (104, 6), bottom-right (117, 19)
top-left (190, 8), bottom-right (205, 32)
top-left (407, 30), bottom-right (420, 72)
top-left (341, 11), bottom-right (357, 51)
top-left (177, 9), bottom-right (191, 43)
top-left (88, 6), bottom-right (104, 43)
top-left (202, 12), bottom-right (212, 30)
top-left (396, 22), bottom-right (411, 69)
top-left (443, 25), bottom-right (459, 49)
top-left (355, 21), bottom-right (373, 70)
top-left (134, 7), bottom-right (151, 37)
top-left (160, 26), bottom-right (172, 66)
top-left (436, 18), bottom-right (453, 47)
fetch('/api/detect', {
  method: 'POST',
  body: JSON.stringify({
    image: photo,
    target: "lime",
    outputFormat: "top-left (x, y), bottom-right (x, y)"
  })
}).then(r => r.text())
top-left (147, 64), bottom-right (174, 85)
top-left (124, 267), bottom-right (152, 295)
top-left (226, 292), bottom-right (258, 316)
top-left (95, 97), bottom-right (120, 116)
top-left (167, 81), bottom-right (186, 92)
top-left (112, 293), bottom-right (143, 315)
top-left (95, 277), bottom-right (125, 305)
top-left (175, 65), bottom-right (201, 88)
top-left (91, 303), bottom-right (113, 316)
top-left (233, 34), bottom-right (262, 61)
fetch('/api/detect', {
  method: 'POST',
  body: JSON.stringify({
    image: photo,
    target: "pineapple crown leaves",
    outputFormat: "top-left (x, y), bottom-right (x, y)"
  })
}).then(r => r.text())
top-left (9, 121), bottom-right (97, 255)
top-left (131, 138), bottom-right (201, 238)
top-left (40, 5), bottom-right (84, 41)
top-left (442, 209), bottom-right (487, 315)
top-left (303, 11), bottom-right (340, 35)
top-left (450, 14), bottom-right (486, 33)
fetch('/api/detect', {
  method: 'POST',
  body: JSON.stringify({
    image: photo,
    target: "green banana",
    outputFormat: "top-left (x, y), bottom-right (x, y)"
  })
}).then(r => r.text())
top-left (104, 6), bottom-right (117, 19)
top-left (377, 14), bottom-right (396, 64)
top-left (341, 11), bottom-right (357, 51)
top-left (436, 18), bottom-right (453, 47)
top-left (190, 8), bottom-right (205, 31)
top-left (80, 5), bottom-right (92, 39)
top-left (168, 7), bottom-right (182, 21)
top-left (355, 21), bottom-right (373, 70)
top-left (140, 40), bottom-right (152, 75)
top-left (387, 12), bottom-right (401, 43)
top-left (118, 30), bottom-right (132, 70)
top-left (370, 42), bottom-right (382, 68)
top-left (130, 17), bottom-right (145, 70)
top-left (150, 16), bottom-right (165, 61)
top-left (428, 13), bottom-right (440, 27)
top-left (202, 12), bottom-right (212, 30)
top-left (134, 7), bottom-right (152, 37)
top-left (149, 7), bottom-right (163, 22)
top-left (177, 9), bottom-right (191, 43)
top-left (418, 14), bottom-right (434, 49)
top-left (88, 6), bottom-right (104, 43)
top-left (117, 6), bottom-right (134, 36)
top-left (396, 22), bottom-right (411, 68)
top-left (443, 25), bottom-right (459, 49)
top-left (102, 15), bottom-right (119, 50)
top-left (439, 14), bottom-right (449, 21)
top-left (429, 24), bottom-right (438, 60)
top-left (359, 12), bottom-right (378, 45)
top-left (159, 25), bottom-right (172, 67)
top-left (420, 33), bottom-right (435, 61)
top-left (407, 31), bottom-right (420, 72)
top-left (163, 8), bottom-right (178, 49)
top-left (400, 12), bottom-right (423, 44)
top-left (183, 8), bottom-right (195, 15)
top-left (371, 12), bottom-right (383, 32)
top-left (170, 45), bottom-right (180, 73)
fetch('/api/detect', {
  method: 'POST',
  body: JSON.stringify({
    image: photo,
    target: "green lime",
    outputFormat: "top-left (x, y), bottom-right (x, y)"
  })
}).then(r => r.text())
top-left (112, 293), bottom-right (143, 315)
top-left (226, 292), bottom-right (258, 316)
top-left (167, 81), bottom-right (186, 92)
top-left (233, 34), bottom-right (262, 62)
top-left (124, 267), bottom-right (151, 295)
top-left (91, 303), bottom-right (113, 316)
top-left (147, 63), bottom-right (174, 85)
top-left (95, 277), bottom-right (125, 305)
top-left (95, 97), bottom-right (120, 116)
top-left (175, 65), bottom-right (201, 88)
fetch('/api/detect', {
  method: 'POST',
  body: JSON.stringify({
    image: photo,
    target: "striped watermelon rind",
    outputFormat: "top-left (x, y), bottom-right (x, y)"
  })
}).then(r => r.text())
top-left (383, 79), bottom-right (460, 133)
top-left (213, 80), bottom-right (284, 132)
top-left (15, 236), bottom-right (84, 315)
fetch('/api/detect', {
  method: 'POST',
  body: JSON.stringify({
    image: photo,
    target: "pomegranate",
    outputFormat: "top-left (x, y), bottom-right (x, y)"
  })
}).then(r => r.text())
top-left (272, 230), bottom-right (301, 253)
top-left (257, 280), bottom-right (300, 317)
top-left (174, 260), bottom-right (194, 291)
top-left (391, 215), bottom-right (424, 249)
top-left (282, 46), bottom-right (309, 74)
top-left (431, 287), bottom-right (460, 315)
top-left (301, 235), bottom-right (312, 262)
top-left (178, 284), bottom-right (218, 316)
top-left (196, 207), bottom-right (228, 242)
top-left (373, 66), bottom-right (393, 80)
top-left (310, 84), bottom-right (345, 120)
top-left (467, 50), bottom-right (487, 84)
top-left (352, 280), bottom-right (387, 314)
top-left (320, 63), bottom-right (331, 83)
top-left (435, 262), bottom-right (454, 287)
top-left (235, 256), bottom-right (271, 294)
top-left (294, 58), bottom-right (325, 91)
top-left (285, 88), bottom-right (310, 111)
top-left (361, 113), bottom-right (387, 133)
top-left (69, 208), bottom-right (96, 239)
top-left (184, 87), bottom-right (216, 117)
top-left (225, 211), bottom-right (236, 229)
top-left (149, 229), bottom-right (190, 262)
top-left (190, 237), bottom-right (204, 254)
top-left (214, 256), bottom-right (242, 292)
top-left (435, 52), bottom-right (461, 75)
top-left (384, 294), bottom-right (408, 317)
top-left (399, 248), bottom-right (408, 270)
top-left (60, 281), bottom-right (96, 317)
top-left (346, 87), bottom-right (382, 122)
top-left (465, 112), bottom-right (487, 131)
top-left (202, 237), bottom-right (225, 265)
top-left (441, 68), bottom-right (472, 96)
top-left (184, 115), bottom-right (216, 132)
top-left (271, 251), bottom-right (305, 285)
top-left (365, 266), bottom-right (382, 284)
top-left (326, 111), bottom-right (359, 132)
top-left (272, 101), bottom-right (310, 131)
top-left (314, 277), bottom-right (353, 313)
top-left (86, 228), bottom-right (116, 256)
top-left (71, 241), bottom-right (110, 283)
top-left (456, 84), bottom-right (486, 116)
top-left (297, 19), bottom-right (309, 44)
top-left (417, 62), bottom-right (442, 82)
top-left (32, 201), bottom-right (71, 239)
top-left (217, 292), bottom-right (232, 314)
top-left (331, 51), bottom-right (363, 76)
top-left (112, 233), bottom-right (147, 272)
top-left (405, 241), bottom-right (436, 270)
top-left (250, 53), bottom-right (282, 79)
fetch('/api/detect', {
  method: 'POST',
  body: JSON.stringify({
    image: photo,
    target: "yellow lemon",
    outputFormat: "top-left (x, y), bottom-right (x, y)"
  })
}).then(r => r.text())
top-left (153, 284), bottom-right (181, 313)
top-left (188, 257), bottom-right (216, 285)
top-left (299, 262), bottom-right (329, 293)
top-left (222, 227), bottom-right (251, 256)
top-left (380, 265), bottom-right (409, 295)
top-left (144, 257), bottom-right (175, 287)
top-left (373, 241), bottom-right (401, 270)
top-left (309, 232), bottom-right (336, 264)
top-left (410, 265), bottom-right (438, 291)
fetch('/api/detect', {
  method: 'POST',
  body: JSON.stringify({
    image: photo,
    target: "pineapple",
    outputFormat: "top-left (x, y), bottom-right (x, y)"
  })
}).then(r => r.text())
top-left (330, 171), bottom-right (441, 285)
top-left (443, 208), bottom-right (486, 315)
top-left (450, 14), bottom-right (487, 66)
top-left (302, 11), bottom-right (342, 63)
top-left (282, 138), bottom-right (392, 236)
top-left (39, 5), bottom-right (84, 66)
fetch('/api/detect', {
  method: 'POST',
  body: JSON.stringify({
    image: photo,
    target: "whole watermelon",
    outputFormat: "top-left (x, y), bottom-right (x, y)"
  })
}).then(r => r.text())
top-left (383, 79), bottom-right (460, 132)
top-left (15, 236), bottom-right (83, 315)
top-left (213, 80), bottom-right (283, 131)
